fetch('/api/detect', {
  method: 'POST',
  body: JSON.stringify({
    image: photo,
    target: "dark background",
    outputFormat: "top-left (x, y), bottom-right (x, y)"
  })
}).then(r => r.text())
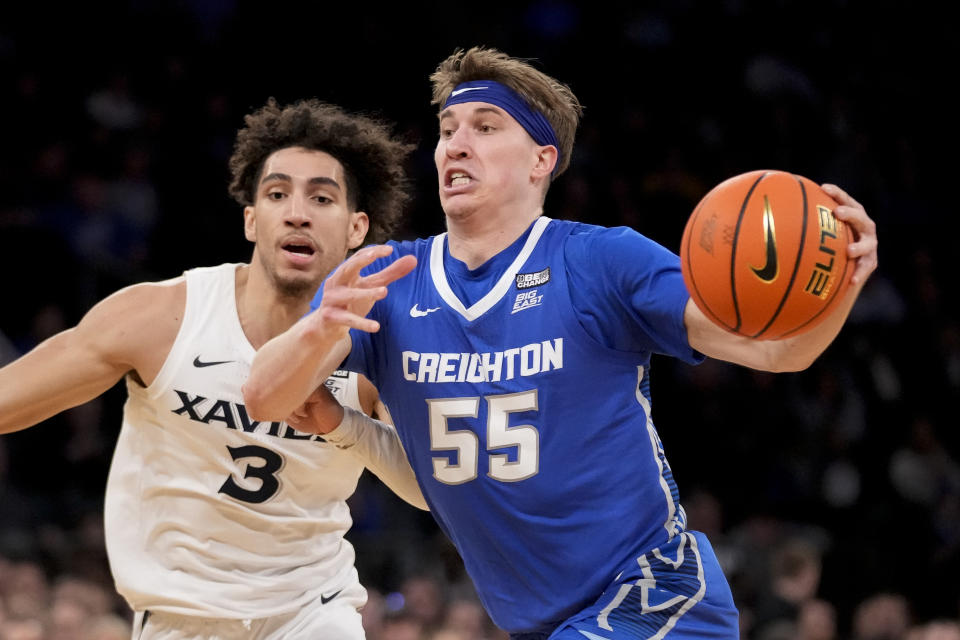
top-left (1, 1), bottom-right (956, 637)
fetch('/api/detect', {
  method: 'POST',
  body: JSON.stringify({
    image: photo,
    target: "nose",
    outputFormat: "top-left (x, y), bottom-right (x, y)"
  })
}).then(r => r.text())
top-left (284, 195), bottom-right (311, 228)
top-left (444, 127), bottom-right (471, 159)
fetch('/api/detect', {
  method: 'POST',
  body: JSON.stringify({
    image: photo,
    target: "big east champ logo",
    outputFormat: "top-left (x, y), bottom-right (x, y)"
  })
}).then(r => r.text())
top-left (512, 267), bottom-right (550, 314)
top-left (516, 267), bottom-right (550, 289)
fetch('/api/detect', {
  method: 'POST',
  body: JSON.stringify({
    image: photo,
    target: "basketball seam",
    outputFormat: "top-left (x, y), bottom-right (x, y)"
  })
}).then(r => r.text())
top-left (751, 175), bottom-right (808, 339)
top-left (730, 172), bottom-right (768, 333)
top-left (773, 215), bottom-right (852, 339)
top-left (684, 197), bottom-right (734, 331)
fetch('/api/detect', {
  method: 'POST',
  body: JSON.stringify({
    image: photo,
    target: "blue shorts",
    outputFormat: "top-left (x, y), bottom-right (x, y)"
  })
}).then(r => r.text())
top-left (511, 531), bottom-right (739, 640)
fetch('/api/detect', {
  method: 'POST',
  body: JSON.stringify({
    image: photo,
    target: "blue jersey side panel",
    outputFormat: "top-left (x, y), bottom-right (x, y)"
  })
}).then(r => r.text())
top-left (335, 220), bottom-right (695, 633)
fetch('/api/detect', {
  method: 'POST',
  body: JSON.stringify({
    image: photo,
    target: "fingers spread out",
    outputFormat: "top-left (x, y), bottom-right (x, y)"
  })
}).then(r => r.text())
top-left (316, 247), bottom-right (416, 334)
top-left (362, 254), bottom-right (418, 288)
top-left (316, 306), bottom-right (381, 333)
top-left (329, 244), bottom-right (398, 286)
top-left (327, 247), bottom-right (417, 292)
top-left (320, 283), bottom-right (388, 308)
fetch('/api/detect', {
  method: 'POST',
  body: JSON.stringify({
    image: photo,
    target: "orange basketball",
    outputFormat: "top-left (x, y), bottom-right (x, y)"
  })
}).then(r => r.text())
top-left (680, 170), bottom-right (853, 340)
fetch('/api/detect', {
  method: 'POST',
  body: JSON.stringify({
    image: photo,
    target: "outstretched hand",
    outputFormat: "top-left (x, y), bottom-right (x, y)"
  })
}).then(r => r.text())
top-left (286, 385), bottom-right (344, 435)
top-left (821, 183), bottom-right (878, 286)
top-left (310, 244), bottom-right (417, 338)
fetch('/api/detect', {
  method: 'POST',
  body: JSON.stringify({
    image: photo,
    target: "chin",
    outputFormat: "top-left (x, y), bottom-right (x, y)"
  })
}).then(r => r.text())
top-left (440, 196), bottom-right (477, 219)
top-left (273, 270), bottom-right (322, 299)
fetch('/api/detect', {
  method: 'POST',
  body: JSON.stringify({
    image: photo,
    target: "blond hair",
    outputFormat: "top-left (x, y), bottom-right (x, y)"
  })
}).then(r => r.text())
top-left (430, 47), bottom-right (583, 178)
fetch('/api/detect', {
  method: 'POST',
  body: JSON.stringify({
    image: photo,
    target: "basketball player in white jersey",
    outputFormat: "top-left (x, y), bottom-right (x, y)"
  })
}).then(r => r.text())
top-left (0, 98), bottom-right (426, 639)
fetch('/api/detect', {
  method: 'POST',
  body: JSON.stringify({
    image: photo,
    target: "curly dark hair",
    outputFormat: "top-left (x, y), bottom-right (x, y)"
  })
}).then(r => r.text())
top-left (228, 98), bottom-right (414, 243)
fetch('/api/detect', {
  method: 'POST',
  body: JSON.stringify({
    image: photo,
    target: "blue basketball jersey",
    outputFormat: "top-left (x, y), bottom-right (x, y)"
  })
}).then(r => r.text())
top-left (312, 217), bottom-right (707, 633)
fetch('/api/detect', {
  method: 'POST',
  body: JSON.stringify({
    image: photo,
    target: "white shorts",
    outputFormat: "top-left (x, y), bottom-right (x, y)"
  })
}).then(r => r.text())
top-left (131, 581), bottom-right (367, 640)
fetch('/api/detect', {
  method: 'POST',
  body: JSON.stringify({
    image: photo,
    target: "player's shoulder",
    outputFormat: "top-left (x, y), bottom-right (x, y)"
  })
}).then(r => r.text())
top-left (558, 220), bottom-right (662, 260)
top-left (81, 275), bottom-right (185, 346)
top-left (563, 219), bottom-right (649, 242)
top-left (384, 237), bottom-right (433, 258)
top-left (94, 273), bottom-right (186, 316)
top-left (76, 272), bottom-right (187, 364)
top-left (361, 237), bottom-right (433, 274)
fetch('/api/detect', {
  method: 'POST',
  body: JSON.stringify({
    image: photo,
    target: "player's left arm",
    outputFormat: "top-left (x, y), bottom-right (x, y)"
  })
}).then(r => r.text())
top-left (244, 245), bottom-right (416, 421)
top-left (687, 184), bottom-right (878, 372)
top-left (289, 380), bottom-right (428, 511)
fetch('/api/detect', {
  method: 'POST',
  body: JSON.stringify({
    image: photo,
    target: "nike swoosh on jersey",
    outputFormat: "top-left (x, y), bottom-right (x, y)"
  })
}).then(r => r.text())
top-left (410, 304), bottom-right (441, 318)
top-left (450, 86), bottom-right (488, 97)
top-left (749, 195), bottom-right (779, 283)
top-left (320, 589), bottom-right (343, 605)
top-left (192, 356), bottom-right (235, 368)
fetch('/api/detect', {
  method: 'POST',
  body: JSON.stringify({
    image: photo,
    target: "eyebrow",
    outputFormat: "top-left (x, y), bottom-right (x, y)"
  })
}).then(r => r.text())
top-left (259, 172), bottom-right (341, 190)
top-left (438, 106), bottom-right (505, 121)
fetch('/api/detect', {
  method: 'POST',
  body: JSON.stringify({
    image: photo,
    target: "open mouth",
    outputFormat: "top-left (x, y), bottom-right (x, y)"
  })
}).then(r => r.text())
top-left (445, 169), bottom-right (473, 188)
top-left (281, 237), bottom-right (317, 260)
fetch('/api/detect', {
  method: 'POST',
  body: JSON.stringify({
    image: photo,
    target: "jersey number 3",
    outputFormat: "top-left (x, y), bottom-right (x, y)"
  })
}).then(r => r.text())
top-left (428, 390), bottom-right (539, 484)
top-left (219, 445), bottom-right (283, 503)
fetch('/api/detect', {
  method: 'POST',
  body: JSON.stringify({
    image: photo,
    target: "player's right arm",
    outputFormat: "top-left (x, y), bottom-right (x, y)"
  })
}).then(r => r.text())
top-left (0, 280), bottom-right (183, 434)
top-left (244, 245), bottom-right (416, 421)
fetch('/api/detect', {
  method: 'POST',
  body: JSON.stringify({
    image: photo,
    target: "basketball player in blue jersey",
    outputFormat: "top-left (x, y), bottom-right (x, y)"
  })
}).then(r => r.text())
top-left (246, 48), bottom-right (879, 639)
top-left (0, 99), bottom-right (428, 639)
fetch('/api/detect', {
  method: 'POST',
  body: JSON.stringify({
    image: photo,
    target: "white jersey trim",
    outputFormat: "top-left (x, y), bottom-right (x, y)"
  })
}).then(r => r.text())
top-left (147, 263), bottom-right (252, 399)
top-left (635, 365), bottom-right (683, 539)
top-left (430, 216), bottom-right (552, 321)
top-left (594, 532), bottom-right (707, 638)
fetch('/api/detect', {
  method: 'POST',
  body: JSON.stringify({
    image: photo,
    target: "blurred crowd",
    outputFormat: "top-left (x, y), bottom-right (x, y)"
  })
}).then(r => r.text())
top-left (0, 1), bottom-right (955, 639)
top-left (4, 549), bottom-right (960, 640)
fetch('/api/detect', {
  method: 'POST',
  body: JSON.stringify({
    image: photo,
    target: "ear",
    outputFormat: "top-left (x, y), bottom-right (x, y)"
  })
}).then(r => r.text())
top-left (243, 206), bottom-right (256, 242)
top-left (347, 211), bottom-right (370, 249)
top-left (531, 144), bottom-right (559, 181)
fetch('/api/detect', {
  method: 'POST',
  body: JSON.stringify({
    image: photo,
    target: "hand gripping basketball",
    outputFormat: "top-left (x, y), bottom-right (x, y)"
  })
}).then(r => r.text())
top-left (680, 170), bottom-right (859, 340)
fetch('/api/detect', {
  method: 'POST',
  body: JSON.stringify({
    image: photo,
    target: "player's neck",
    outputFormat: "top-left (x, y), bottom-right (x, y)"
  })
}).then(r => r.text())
top-left (234, 263), bottom-right (312, 349)
top-left (445, 205), bottom-right (543, 270)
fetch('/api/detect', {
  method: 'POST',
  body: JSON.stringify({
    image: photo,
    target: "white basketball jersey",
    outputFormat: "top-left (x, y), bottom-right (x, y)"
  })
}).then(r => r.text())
top-left (104, 264), bottom-right (365, 618)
